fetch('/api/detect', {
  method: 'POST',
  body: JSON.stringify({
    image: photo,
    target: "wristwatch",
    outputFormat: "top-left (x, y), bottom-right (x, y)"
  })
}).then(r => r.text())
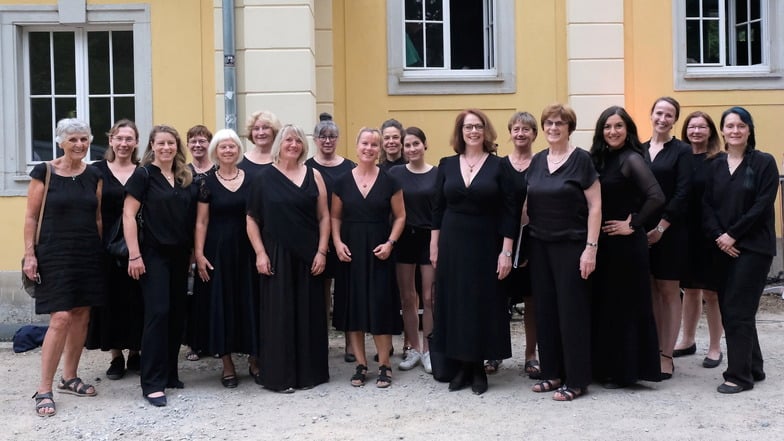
top-left (503, 250), bottom-right (512, 257)
top-left (655, 225), bottom-right (665, 233)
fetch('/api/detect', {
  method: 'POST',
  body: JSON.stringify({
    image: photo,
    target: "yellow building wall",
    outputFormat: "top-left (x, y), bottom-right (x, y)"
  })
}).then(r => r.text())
top-left (333, 0), bottom-right (569, 161)
top-left (0, 0), bottom-right (216, 270)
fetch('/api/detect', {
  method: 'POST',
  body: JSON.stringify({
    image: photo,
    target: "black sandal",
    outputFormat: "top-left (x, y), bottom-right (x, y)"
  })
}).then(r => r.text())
top-left (524, 359), bottom-right (542, 379)
top-left (58, 377), bottom-right (97, 397)
top-left (553, 386), bottom-right (585, 401)
top-left (484, 359), bottom-right (501, 374)
top-left (532, 379), bottom-right (561, 393)
top-left (351, 364), bottom-right (367, 387)
top-left (377, 365), bottom-right (392, 388)
top-left (32, 391), bottom-right (56, 417)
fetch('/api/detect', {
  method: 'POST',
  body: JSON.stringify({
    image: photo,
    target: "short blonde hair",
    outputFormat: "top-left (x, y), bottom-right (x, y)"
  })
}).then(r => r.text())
top-left (245, 110), bottom-right (282, 143)
top-left (271, 124), bottom-right (309, 165)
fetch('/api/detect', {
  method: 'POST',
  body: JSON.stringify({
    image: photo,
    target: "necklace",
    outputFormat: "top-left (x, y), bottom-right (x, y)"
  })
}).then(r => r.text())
top-left (547, 149), bottom-right (569, 165)
top-left (192, 162), bottom-right (212, 174)
top-left (509, 153), bottom-right (530, 171)
top-left (217, 168), bottom-right (241, 181)
top-left (463, 153), bottom-right (486, 172)
top-left (162, 173), bottom-right (174, 182)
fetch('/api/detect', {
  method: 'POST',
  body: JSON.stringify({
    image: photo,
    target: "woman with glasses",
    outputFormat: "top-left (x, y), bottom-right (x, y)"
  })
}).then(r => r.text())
top-left (305, 113), bottom-right (357, 363)
top-left (526, 103), bottom-right (600, 401)
top-left (674, 112), bottom-right (724, 368)
top-left (429, 109), bottom-right (516, 395)
top-left (86, 120), bottom-right (143, 382)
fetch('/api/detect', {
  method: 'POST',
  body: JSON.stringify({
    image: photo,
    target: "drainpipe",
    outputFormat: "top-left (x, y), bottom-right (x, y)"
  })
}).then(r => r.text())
top-left (222, 0), bottom-right (237, 131)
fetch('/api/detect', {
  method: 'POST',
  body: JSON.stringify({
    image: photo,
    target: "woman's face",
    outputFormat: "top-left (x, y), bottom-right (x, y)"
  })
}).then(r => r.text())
top-left (603, 114), bottom-right (627, 150)
top-left (382, 127), bottom-right (402, 158)
top-left (650, 100), bottom-right (677, 136)
top-left (462, 113), bottom-right (485, 149)
top-left (215, 139), bottom-right (240, 166)
top-left (403, 134), bottom-right (426, 162)
top-left (721, 113), bottom-right (750, 150)
top-left (316, 130), bottom-right (338, 156)
top-left (543, 114), bottom-right (569, 146)
top-left (151, 132), bottom-right (177, 163)
top-left (188, 134), bottom-right (210, 161)
top-left (251, 118), bottom-right (275, 147)
top-left (685, 116), bottom-right (710, 147)
top-left (109, 127), bottom-right (137, 161)
top-left (279, 131), bottom-right (304, 162)
top-left (510, 121), bottom-right (536, 150)
top-left (356, 131), bottom-right (381, 164)
top-left (59, 131), bottom-right (91, 161)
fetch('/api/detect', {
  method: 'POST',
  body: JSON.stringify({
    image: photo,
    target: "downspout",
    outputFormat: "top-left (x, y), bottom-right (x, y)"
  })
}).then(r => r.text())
top-left (222, 0), bottom-right (237, 130)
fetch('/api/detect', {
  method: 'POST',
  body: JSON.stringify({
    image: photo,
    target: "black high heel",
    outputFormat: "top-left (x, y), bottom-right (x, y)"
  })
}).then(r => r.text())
top-left (471, 362), bottom-right (488, 395)
top-left (660, 353), bottom-right (674, 380)
top-left (449, 363), bottom-right (473, 392)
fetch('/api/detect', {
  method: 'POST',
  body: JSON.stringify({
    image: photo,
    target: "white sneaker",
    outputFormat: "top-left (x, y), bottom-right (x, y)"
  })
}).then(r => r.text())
top-left (422, 351), bottom-right (432, 374)
top-left (398, 349), bottom-right (422, 370)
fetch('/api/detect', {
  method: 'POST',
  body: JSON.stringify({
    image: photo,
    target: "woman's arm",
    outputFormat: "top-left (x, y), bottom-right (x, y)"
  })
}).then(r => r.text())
top-left (95, 179), bottom-right (103, 239)
top-left (331, 193), bottom-right (351, 262)
top-left (123, 194), bottom-right (145, 280)
top-left (22, 178), bottom-right (45, 280)
top-left (246, 214), bottom-right (272, 275)
top-left (312, 169), bottom-right (330, 275)
top-left (374, 189), bottom-right (406, 261)
top-left (194, 201), bottom-right (213, 281)
top-left (580, 179), bottom-right (601, 280)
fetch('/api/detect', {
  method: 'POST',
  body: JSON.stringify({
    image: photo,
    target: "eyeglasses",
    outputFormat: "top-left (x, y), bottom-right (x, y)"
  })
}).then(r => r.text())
top-left (112, 136), bottom-right (136, 143)
top-left (687, 125), bottom-right (709, 131)
top-left (463, 124), bottom-right (485, 132)
top-left (318, 135), bottom-right (338, 141)
top-left (188, 139), bottom-right (209, 145)
top-left (543, 120), bottom-right (567, 128)
top-left (512, 127), bottom-right (534, 134)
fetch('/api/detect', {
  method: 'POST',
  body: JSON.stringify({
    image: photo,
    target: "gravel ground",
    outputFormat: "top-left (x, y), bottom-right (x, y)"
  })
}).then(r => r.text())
top-left (2, 294), bottom-right (784, 441)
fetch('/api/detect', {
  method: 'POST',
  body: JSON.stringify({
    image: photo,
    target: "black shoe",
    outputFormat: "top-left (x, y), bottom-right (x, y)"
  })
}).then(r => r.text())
top-left (372, 347), bottom-right (394, 363)
top-left (126, 353), bottom-right (141, 373)
top-left (717, 382), bottom-right (748, 394)
top-left (448, 365), bottom-right (473, 392)
top-left (753, 371), bottom-right (766, 382)
top-left (702, 352), bottom-right (723, 368)
top-left (166, 379), bottom-right (185, 389)
top-left (471, 364), bottom-right (488, 395)
top-left (660, 353), bottom-right (674, 380)
top-left (221, 374), bottom-right (239, 389)
top-left (672, 343), bottom-right (696, 357)
top-left (145, 393), bottom-right (167, 407)
top-left (106, 355), bottom-right (126, 380)
top-left (344, 352), bottom-right (356, 363)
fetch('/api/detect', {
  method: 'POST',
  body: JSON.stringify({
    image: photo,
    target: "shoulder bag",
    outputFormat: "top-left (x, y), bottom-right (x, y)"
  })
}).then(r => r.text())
top-left (21, 163), bottom-right (52, 298)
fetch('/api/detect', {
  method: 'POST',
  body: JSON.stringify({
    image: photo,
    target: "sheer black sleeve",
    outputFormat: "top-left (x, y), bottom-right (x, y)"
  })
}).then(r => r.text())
top-left (620, 152), bottom-right (665, 229)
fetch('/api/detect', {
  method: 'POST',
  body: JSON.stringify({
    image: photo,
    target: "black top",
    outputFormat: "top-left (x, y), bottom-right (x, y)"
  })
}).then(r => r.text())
top-left (387, 164), bottom-right (438, 228)
top-left (304, 157), bottom-right (355, 210)
top-left (93, 160), bottom-right (130, 246)
top-left (238, 157), bottom-right (272, 180)
top-left (596, 148), bottom-right (664, 230)
top-left (499, 157), bottom-right (527, 225)
top-left (526, 148), bottom-right (598, 241)
top-left (703, 150), bottom-right (778, 256)
top-left (189, 163), bottom-right (216, 185)
top-left (643, 137), bottom-right (692, 228)
top-left (125, 164), bottom-right (196, 248)
top-left (333, 169), bottom-right (401, 224)
top-left (379, 156), bottom-right (406, 172)
top-left (686, 152), bottom-right (713, 239)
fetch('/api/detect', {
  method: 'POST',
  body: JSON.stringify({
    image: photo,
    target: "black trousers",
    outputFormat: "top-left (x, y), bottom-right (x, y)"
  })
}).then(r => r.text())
top-left (715, 250), bottom-right (771, 389)
top-left (529, 237), bottom-right (592, 389)
top-left (139, 244), bottom-right (190, 396)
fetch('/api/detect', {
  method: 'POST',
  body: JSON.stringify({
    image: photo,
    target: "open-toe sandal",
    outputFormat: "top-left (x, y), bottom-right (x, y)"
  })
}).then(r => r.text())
top-left (185, 350), bottom-right (200, 361)
top-left (532, 379), bottom-right (561, 393)
top-left (351, 364), bottom-right (367, 387)
top-left (524, 359), bottom-right (542, 379)
top-left (484, 360), bottom-right (501, 375)
top-left (553, 386), bottom-right (585, 401)
top-left (32, 391), bottom-right (56, 417)
top-left (377, 365), bottom-right (392, 388)
top-left (58, 377), bottom-right (97, 397)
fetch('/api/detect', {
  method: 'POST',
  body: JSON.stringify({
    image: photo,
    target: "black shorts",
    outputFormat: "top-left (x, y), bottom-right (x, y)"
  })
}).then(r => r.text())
top-left (396, 226), bottom-right (431, 265)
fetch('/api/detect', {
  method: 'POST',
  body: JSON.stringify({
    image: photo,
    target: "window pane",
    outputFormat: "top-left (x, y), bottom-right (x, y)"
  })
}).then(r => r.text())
top-left (703, 0), bottom-right (719, 17)
top-left (114, 97), bottom-right (136, 122)
top-left (450, 0), bottom-right (484, 69)
top-left (405, 0), bottom-right (423, 20)
top-left (686, 0), bottom-right (699, 17)
top-left (750, 21), bottom-right (761, 64)
top-left (736, 0), bottom-right (748, 23)
top-left (89, 97), bottom-right (110, 159)
top-left (28, 32), bottom-right (52, 95)
top-left (424, 23), bottom-right (444, 68)
top-left (30, 98), bottom-right (53, 161)
top-left (750, 0), bottom-right (760, 19)
top-left (88, 31), bottom-right (110, 94)
top-left (55, 97), bottom-right (77, 121)
top-left (406, 25), bottom-right (424, 67)
top-left (426, 0), bottom-right (443, 20)
top-left (52, 32), bottom-right (75, 94)
top-left (112, 31), bottom-right (135, 94)
top-left (686, 20), bottom-right (701, 63)
top-left (704, 20), bottom-right (720, 63)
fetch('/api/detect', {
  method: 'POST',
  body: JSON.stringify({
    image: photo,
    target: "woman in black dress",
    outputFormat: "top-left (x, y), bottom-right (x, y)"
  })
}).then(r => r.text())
top-left (332, 128), bottom-right (405, 388)
top-left (430, 109), bottom-right (516, 395)
top-left (526, 103), bottom-right (600, 401)
top-left (26, 118), bottom-right (105, 416)
top-left (703, 107), bottom-right (777, 394)
top-left (305, 113), bottom-right (356, 363)
top-left (239, 110), bottom-right (281, 178)
top-left (86, 119), bottom-right (143, 381)
top-left (247, 124), bottom-right (331, 392)
top-left (643, 97), bottom-right (692, 379)
top-left (193, 129), bottom-right (258, 388)
top-left (674, 111), bottom-right (724, 368)
top-left (124, 125), bottom-right (195, 407)
top-left (388, 126), bottom-right (438, 373)
top-left (589, 106), bottom-right (664, 388)
top-left (380, 118), bottom-right (407, 171)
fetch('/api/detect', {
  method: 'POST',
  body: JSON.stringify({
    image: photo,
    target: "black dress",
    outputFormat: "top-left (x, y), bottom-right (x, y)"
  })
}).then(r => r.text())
top-left (30, 162), bottom-right (105, 314)
top-left (190, 173), bottom-right (258, 357)
top-left (332, 170), bottom-right (403, 335)
top-left (85, 160), bottom-right (142, 351)
top-left (643, 137), bottom-right (692, 280)
top-left (591, 148), bottom-right (664, 385)
top-left (247, 166), bottom-right (329, 391)
top-left (238, 157), bottom-right (271, 180)
top-left (498, 157), bottom-right (529, 305)
top-left (430, 155), bottom-right (515, 362)
top-left (681, 152), bottom-right (719, 291)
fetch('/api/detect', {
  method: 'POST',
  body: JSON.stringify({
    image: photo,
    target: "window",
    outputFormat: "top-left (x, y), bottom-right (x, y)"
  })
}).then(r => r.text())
top-left (0, 4), bottom-right (151, 195)
top-left (388, 0), bottom-right (515, 95)
top-left (674, 0), bottom-right (784, 90)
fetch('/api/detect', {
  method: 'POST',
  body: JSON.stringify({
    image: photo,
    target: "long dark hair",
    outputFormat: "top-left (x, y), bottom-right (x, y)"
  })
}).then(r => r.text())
top-left (720, 106), bottom-right (756, 151)
top-left (589, 106), bottom-right (643, 172)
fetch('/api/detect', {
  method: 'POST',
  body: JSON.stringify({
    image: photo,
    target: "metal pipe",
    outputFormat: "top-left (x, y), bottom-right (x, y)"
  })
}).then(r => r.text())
top-left (222, 0), bottom-right (237, 131)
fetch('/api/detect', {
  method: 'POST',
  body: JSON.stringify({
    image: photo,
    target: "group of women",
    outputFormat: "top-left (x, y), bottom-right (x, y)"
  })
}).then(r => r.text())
top-left (24, 99), bottom-right (775, 416)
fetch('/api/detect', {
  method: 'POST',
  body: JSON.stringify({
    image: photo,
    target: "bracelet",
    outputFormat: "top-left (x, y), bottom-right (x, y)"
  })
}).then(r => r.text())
top-left (129, 255), bottom-right (142, 261)
top-left (386, 239), bottom-right (396, 246)
top-left (585, 242), bottom-right (598, 248)
top-left (318, 250), bottom-right (327, 256)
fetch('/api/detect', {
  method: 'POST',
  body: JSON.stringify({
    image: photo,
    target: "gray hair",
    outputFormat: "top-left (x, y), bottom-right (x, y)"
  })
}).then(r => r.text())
top-left (55, 118), bottom-right (93, 143)
top-left (314, 113), bottom-right (339, 138)
top-left (208, 128), bottom-right (245, 165)
top-left (271, 124), bottom-right (309, 165)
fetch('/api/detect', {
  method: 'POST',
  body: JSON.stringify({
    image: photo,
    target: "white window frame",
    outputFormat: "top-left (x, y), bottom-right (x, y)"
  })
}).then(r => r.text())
top-left (0, 4), bottom-right (151, 195)
top-left (674, 0), bottom-right (784, 90)
top-left (387, 0), bottom-right (515, 95)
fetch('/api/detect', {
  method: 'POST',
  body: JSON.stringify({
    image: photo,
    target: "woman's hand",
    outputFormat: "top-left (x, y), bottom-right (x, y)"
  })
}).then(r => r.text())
top-left (579, 246), bottom-right (597, 279)
top-left (311, 252), bottom-right (326, 275)
top-left (22, 255), bottom-right (38, 281)
top-left (335, 241), bottom-right (352, 262)
top-left (602, 214), bottom-right (634, 236)
top-left (127, 257), bottom-right (146, 280)
top-left (195, 255), bottom-right (214, 282)
top-left (256, 251), bottom-right (273, 275)
top-left (373, 241), bottom-right (393, 261)
top-left (716, 233), bottom-right (740, 258)
top-left (497, 252), bottom-right (512, 280)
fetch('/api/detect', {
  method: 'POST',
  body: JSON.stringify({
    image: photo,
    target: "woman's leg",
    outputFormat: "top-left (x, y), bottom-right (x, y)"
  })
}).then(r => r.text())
top-left (374, 334), bottom-right (393, 367)
top-left (348, 331), bottom-right (366, 366)
top-left (652, 278), bottom-right (682, 375)
top-left (524, 296), bottom-right (538, 361)
top-left (703, 289), bottom-right (723, 360)
top-left (419, 263), bottom-right (435, 353)
top-left (675, 288), bottom-right (701, 351)
top-left (396, 263), bottom-right (420, 353)
top-left (37, 311), bottom-right (72, 395)
top-left (60, 306), bottom-right (91, 384)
